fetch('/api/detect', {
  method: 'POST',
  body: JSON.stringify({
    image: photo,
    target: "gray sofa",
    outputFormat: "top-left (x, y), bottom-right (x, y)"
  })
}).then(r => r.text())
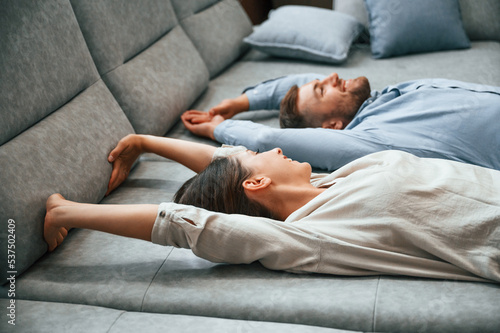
top-left (1, 0), bottom-right (499, 332)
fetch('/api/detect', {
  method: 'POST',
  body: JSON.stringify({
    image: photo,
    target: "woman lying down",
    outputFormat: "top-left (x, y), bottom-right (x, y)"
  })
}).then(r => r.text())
top-left (44, 134), bottom-right (500, 283)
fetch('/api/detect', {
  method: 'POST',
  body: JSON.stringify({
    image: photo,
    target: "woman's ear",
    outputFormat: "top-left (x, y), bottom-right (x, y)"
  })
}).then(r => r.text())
top-left (242, 176), bottom-right (272, 192)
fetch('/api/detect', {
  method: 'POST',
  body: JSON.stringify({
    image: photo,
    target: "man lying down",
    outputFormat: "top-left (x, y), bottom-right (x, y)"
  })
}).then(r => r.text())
top-left (182, 74), bottom-right (500, 172)
top-left (44, 134), bottom-right (500, 283)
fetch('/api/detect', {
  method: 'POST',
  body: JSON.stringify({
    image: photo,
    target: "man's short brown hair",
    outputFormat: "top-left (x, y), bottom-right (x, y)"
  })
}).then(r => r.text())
top-left (280, 85), bottom-right (312, 128)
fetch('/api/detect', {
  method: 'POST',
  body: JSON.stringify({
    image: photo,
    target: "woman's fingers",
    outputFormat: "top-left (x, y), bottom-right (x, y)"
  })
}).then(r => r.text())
top-left (106, 160), bottom-right (126, 196)
top-left (108, 137), bottom-right (129, 162)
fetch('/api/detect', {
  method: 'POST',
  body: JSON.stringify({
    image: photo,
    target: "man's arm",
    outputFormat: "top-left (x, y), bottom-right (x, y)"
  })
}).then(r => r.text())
top-left (182, 73), bottom-right (305, 125)
top-left (214, 120), bottom-right (384, 171)
top-left (106, 134), bottom-right (216, 195)
top-left (183, 94), bottom-right (251, 125)
top-left (182, 73), bottom-right (324, 138)
top-left (243, 73), bottom-right (323, 111)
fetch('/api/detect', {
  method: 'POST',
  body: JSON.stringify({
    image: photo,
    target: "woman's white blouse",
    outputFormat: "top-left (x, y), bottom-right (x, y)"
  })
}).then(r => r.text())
top-left (152, 149), bottom-right (500, 283)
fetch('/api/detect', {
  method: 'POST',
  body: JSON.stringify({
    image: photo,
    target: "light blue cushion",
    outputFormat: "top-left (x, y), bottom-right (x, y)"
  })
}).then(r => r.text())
top-left (243, 6), bottom-right (363, 64)
top-left (365, 0), bottom-right (470, 59)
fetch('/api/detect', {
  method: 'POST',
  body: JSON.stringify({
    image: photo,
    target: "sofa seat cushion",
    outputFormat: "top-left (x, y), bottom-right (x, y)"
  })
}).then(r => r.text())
top-left (11, 229), bottom-right (170, 311)
top-left (9, 240), bottom-right (500, 332)
top-left (3, 299), bottom-right (355, 333)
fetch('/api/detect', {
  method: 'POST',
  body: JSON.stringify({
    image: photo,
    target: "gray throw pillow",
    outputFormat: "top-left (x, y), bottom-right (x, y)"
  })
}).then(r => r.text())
top-left (243, 5), bottom-right (363, 64)
top-left (365, 0), bottom-right (470, 59)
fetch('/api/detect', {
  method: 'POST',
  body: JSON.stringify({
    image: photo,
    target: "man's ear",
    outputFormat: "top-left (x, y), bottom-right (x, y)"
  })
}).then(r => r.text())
top-left (242, 176), bottom-right (272, 192)
top-left (321, 119), bottom-right (344, 130)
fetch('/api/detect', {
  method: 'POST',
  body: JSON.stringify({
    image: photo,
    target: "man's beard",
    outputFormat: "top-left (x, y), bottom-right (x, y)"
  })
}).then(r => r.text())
top-left (347, 77), bottom-right (371, 117)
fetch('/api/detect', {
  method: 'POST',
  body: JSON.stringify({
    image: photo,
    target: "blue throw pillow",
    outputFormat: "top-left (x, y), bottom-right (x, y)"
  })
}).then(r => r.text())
top-left (365, 0), bottom-right (470, 59)
top-left (243, 6), bottom-right (363, 64)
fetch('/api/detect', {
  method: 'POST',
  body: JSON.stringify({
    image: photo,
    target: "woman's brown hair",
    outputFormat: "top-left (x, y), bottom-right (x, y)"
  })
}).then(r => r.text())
top-left (174, 157), bottom-right (275, 219)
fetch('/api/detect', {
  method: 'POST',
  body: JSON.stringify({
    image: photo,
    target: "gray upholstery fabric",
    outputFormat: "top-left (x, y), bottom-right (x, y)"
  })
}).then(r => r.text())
top-left (173, 0), bottom-right (253, 78)
top-left (374, 277), bottom-right (500, 332)
top-left (70, 0), bottom-right (179, 75)
top-left (0, 299), bottom-right (121, 333)
top-left (0, 0), bottom-right (99, 145)
top-left (70, 0), bottom-right (209, 136)
top-left (170, 0), bottom-right (220, 20)
top-left (142, 249), bottom-right (378, 331)
top-left (110, 312), bottom-right (356, 333)
top-left (459, 0), bottom-right (500, 41)
top-left (99, 155), bottom-right (197, 205)
top-left (102, 26), bottom-right (209, 136)
top-left (11, 229), bottom-right (170, 311)
top-left (8, 232), bottom-right (376, 331)
top-left (0, 81), bottom-right (134, 280)
top-left (0, 299), bottom-right (356, 333)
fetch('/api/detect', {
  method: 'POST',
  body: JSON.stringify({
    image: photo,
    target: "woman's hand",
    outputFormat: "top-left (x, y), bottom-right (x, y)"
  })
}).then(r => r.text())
top-left (106, 134), bottom-right (144, 196)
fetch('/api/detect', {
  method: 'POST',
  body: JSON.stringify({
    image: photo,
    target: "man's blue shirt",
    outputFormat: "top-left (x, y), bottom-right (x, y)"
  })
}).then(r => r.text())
top-left (214, 74), bottom-right (500, 171)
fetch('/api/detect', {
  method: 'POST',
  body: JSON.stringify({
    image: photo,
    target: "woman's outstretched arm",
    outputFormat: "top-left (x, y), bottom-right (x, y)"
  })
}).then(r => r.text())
top-left (44, 194), bottom-right (158, 251)
top-left (106, 134), bottom-right (217, 195)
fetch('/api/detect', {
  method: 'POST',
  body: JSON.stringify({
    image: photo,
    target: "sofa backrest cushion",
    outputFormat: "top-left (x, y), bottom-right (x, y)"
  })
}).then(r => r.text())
top-left (0, 0), bottom-right (134, 280)
top-left (334, 0), bottom-right (370, 31)
top-left (0, 0), bottom-right (99, 146)
top-left (171, 0), bottom-right (253, 78)
top-left (70, 0), bottom-right (209, 136)
top-left (459, 0), bottom-right (500, 42)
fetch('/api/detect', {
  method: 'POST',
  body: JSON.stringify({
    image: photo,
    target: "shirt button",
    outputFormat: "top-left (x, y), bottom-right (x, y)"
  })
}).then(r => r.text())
top-left (159, 211), bottom-right (166, 218)
top-left (253, 90), bottom-right (258, 94)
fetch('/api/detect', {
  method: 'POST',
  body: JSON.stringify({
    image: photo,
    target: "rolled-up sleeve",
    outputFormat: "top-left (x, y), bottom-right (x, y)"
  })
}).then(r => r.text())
top-left (151, 202), bottom-right (321, 272)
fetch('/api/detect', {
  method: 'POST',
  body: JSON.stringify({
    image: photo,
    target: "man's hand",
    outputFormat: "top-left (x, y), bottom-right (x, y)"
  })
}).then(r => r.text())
top-left (106, 134), bottom-right (144, 195)
top-left (185, 94), bottom-right (250, 121)
top-left (208, 97), bottom-right (245, 119)
top-left (181, 113), bottom-right (225, 140)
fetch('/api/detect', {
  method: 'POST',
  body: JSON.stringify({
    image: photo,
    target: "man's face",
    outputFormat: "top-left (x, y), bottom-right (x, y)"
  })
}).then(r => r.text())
top-left (297, 73), bottom-right (370, 127)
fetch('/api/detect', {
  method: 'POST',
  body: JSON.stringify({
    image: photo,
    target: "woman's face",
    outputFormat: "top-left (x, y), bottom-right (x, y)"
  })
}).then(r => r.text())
top-left (235, 148), bottom-right (312, 184)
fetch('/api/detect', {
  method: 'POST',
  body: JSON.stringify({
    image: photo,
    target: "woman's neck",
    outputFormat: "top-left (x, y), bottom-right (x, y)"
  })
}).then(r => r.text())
top-left (269, 185), bottom-right (326, 221)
